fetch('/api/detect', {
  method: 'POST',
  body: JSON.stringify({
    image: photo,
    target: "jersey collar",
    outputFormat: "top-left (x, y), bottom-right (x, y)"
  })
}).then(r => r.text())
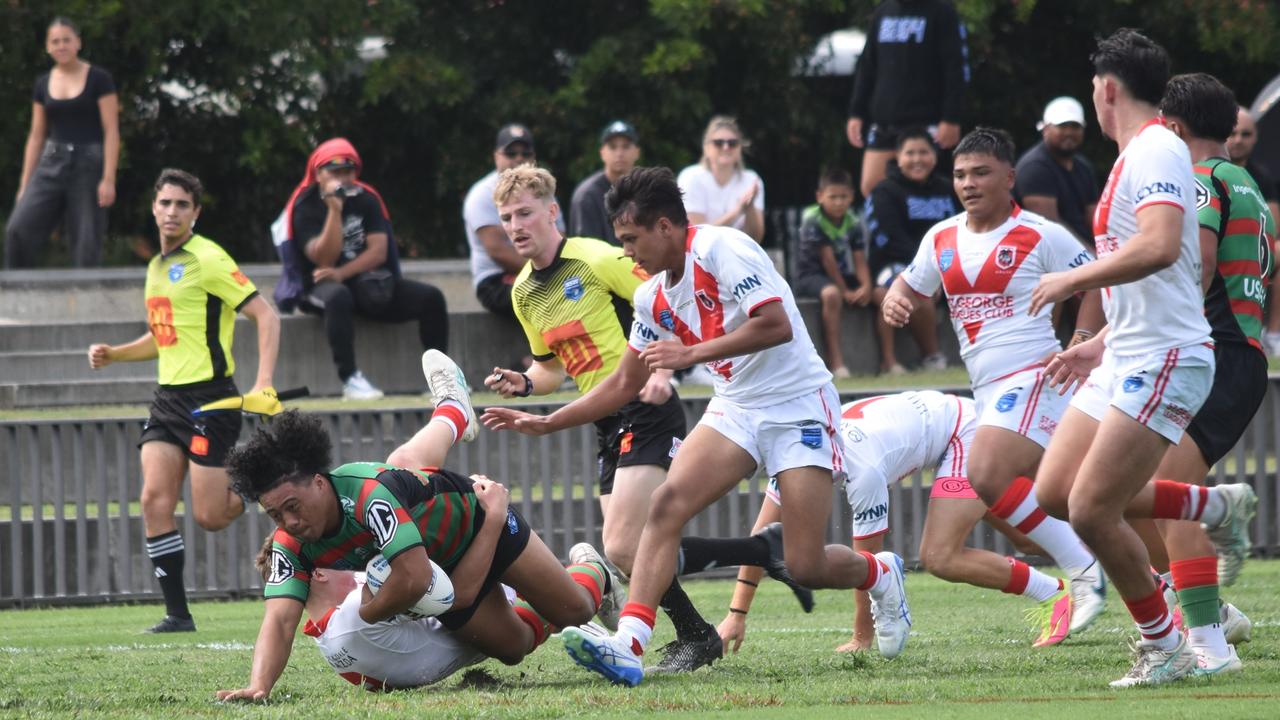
top-left (302, 606), bottom-right (338, 637)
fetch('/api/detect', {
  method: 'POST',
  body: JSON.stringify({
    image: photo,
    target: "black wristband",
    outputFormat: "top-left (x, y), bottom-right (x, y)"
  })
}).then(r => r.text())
top-left (729, 607), bottom-right (748, 615)
top-left (737, 578), bottom-right (759, 588)
top-left (513, 373), bottom-right (533, 398)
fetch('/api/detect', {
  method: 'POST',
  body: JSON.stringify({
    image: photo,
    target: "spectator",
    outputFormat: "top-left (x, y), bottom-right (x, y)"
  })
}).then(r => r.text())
top-left (677, 116), bottom-right (765, 243)
top-left (5, 17), bottom-right (119, 268)
top-left (864, 127), bottom-right (955, 373)
top-left (1014, 97), bottom-right (1100, 245)
top-left (845, 0), bottom-right (969, 199)
top-left (464, 124), bottom-right (563, 319)
top-left (1228, 106), bottom-right (1280, 226)
top-left (570, 120), bottom-right (641, 245)
top-left (284, 138), bottom-right (448, 400)
top-left (793, 169), bottom-right (871, 377)
top-left (88, 168), bottom-right (280, 634)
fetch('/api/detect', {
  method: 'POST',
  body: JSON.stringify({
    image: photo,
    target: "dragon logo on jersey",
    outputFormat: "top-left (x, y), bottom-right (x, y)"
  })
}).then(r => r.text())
top-left (168, 263), bottom-right (185, 282)
top-left (995, 391), bottom-right (1018, 412)
top-left (696, 289), bottom-right (716, 311)
top-left (658, 309), bottom-right (675, 331)
top-left (1123, 375), bottom-right (1145, 393)
top-left (563, 276), bottom-right (584, 301)
top-left (365, 499), bottom-right (400, 548)
top-left (1195, 182), bottom-right (1210, 210)
top-left (939, 248), bottom-right (955, 272)
top-left (995, 245), bottom-right (1016, 270)
top-left (266, 549), bottom-right (294, 585)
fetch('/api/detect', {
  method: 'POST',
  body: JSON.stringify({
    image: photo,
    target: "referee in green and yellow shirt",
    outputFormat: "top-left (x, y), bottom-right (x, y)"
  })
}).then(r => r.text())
top-left (88, 168), bottom-right (280, 633)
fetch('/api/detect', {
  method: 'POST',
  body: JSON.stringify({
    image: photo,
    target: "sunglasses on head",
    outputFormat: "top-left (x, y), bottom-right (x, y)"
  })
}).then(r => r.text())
top-left (710, 138), bottom-right (740, 149)
top-left (503, 148), bottom-right (535, 159)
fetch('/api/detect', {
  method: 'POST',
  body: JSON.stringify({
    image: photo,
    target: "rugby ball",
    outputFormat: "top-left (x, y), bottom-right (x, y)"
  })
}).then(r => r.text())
top-left (364, 554), bottom-right (455, 618)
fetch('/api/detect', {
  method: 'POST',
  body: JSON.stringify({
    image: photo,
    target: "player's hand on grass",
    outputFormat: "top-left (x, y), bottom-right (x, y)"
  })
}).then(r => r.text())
top-left (880, 293), bottom-right (913, 328)
top-left (88, 343), bottom-right (113, 369)
top-left (1028, 271), bottom-right (1076, 317)
top-left (637, 371), bottom-right (674, 405)
top-left (480, 407), bottom-right (553, 435)
top-left (717, 613), bottom-right (747, 654)
top-left (638, 339), bottom-right (694, 372)
top-left (215, 686), bottom-right (269, 703)
top-left (1045, 335), bottom-right (1104, 396)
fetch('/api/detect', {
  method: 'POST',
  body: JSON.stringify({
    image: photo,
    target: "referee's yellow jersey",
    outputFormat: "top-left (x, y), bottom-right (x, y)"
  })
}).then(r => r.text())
top-left (512, 237), bottom-right (648, 393)
top-left (144, 234), bottom-right (258, 387)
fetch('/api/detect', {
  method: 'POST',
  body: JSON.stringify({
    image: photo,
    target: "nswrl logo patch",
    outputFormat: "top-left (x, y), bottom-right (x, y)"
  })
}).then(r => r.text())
top-left (800, 427), bottom-right (823, 449)
top-left (563, 276), bottom-right (584, 301)
top-left (995, 391), bottom-right (1018, 413)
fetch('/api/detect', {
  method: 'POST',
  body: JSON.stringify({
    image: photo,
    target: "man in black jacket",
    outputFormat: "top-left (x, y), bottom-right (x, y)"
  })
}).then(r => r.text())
top-left (846, 0), bottom-right (970, 198)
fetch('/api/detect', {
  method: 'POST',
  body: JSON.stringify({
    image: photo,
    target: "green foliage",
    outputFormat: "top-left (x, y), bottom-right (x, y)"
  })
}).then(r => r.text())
top-left (1, 1), bottom-right (1279, 266)
top-left (2, 564), bottom-right (1279, 717)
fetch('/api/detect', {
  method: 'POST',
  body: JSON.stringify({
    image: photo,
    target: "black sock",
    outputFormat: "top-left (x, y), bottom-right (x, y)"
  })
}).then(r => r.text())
top-left (146, 531), bottom-right (189, 619)
top-left (677, 534), bottom-right (770, 575)
top-left (659, 578), bottom-right (715, 641)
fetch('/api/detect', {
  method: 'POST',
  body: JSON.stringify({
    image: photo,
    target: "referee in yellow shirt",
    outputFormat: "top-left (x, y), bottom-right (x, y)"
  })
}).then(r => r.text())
top-left (88, 169), bottom-right (280, 633)
top-left (484, 166), bottom-right (723, 672)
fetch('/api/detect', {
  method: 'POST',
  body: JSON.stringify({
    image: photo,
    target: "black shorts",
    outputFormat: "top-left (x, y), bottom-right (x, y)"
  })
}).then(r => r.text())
top-left (436, 505), bottom-right (532, 631)
top-left (795, 273), bottom-right (862, 300)
top-left (475, 273), bottom-right (516, 321)
top-left (138, 378), bottom-right (242, 467)
top-left (1185, 343), bottom-right (1268, 467)
top-left (594, 393), bottom-right (687, 495)
top-left (865, 123), bottom-right (937, 151)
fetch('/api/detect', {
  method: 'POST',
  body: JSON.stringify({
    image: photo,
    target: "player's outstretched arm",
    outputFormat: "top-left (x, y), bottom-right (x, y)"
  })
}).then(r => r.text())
top-left (87, 332), bottom-right (157, 369)
top-left (482, 349), bottom-right (649, 435)
top-left (447, 477), bottom-right (508, 608)
top-left (239, 295), bottom-right (280, 393)
top-left (717, 497), bottom-right (779, 654)
top-left (359, 546), bottom-right (432, 624)
top-left (216, 598), bottom-right (304, 702)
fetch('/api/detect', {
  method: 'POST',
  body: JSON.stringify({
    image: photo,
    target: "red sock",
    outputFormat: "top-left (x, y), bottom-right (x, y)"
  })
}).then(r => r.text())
top-left (430, 402), bottom-right (468, 443)
top-left (514, 597), bottom-right (551, 647)
top-left (620, 602), bottom-right (657, 628)
top-left (1002, 557), bottom-right (1031, 594)
top-left (1124, 588), bottom-right (1175, 642)
top-left (566, 562), bottom-right (606, 609)
top-left (855, 551), bottom-right (886, 591)
top-left (1151, 479), bottom-right (1211, 520)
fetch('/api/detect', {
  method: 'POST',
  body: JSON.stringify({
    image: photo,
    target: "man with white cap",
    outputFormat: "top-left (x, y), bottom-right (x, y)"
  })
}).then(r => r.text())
top-left (1015, 97), bottom-right (1100, 245)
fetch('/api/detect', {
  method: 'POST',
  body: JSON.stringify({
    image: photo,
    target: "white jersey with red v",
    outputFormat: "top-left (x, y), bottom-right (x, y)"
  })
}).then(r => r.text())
top-left (627, 224), bottom-right (831, 408)
top-left (902, 205), bottom-right (1093, 387)
top-left (1092, 119), bottom-right (1212, 355)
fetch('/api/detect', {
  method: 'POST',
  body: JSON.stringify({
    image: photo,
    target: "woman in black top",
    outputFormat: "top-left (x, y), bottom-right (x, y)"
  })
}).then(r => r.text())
top-left (5, 17), bottom-right (119, 268)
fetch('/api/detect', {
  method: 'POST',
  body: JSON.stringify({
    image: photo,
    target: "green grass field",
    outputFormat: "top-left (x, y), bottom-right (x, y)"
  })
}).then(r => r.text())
top-left (2, 561), bottom-right (1277, 719)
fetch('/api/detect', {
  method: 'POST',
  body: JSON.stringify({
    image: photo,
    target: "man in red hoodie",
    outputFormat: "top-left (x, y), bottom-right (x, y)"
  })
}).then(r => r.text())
top-left (282, 138), bottom-right (449, 400)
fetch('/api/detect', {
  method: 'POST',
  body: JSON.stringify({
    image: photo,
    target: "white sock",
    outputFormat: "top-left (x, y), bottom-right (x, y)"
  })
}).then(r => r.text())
top-left (1027, 516), bottom-right (1096, 576)
top-left (1141, 627), bottom-right (1183, 653)
top-left (1188, 623), bottom-right (1230, 659)
top-left (617, 616), bottom-right (653, 655)
top-left (1198, 488), bottom-right (1228, 527)
top-left (1025, 570), bottom-right (1063, 602)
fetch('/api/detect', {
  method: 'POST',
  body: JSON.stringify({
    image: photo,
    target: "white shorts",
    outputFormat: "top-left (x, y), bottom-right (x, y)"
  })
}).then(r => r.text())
top-left (700, 383), bottom-right (845, 481)
top-left (1070, 344), bottom-right (1214, 444)
top-left (973, 366), bottom-right (1070, 449)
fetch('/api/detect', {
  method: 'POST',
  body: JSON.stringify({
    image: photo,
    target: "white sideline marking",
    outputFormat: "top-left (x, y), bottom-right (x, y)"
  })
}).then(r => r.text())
top-left (1, 641), bottom-right (253, 653)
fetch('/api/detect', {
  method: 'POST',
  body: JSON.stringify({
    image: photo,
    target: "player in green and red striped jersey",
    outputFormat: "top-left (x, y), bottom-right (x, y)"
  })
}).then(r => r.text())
top-left (215, 354), bottom-right (619, 702)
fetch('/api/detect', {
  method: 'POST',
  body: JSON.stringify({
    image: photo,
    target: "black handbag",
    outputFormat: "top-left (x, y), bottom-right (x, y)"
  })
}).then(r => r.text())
top-left (351, 268), bottom-right (396, 310)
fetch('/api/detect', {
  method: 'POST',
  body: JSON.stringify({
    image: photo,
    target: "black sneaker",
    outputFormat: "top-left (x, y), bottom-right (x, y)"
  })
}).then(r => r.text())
top-left (647, 635), bottom-right (723, 674)
top-left (145, 615), bottom-right (196, 633)
top-left (755, 522), bottom-right (815, 613)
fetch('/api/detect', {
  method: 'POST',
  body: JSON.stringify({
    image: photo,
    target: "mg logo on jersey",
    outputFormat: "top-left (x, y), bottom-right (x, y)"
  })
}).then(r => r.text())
top-left (939, 248), bottom-right (955, 272)
top-left (995, 245), bottom-right (1016, 270)
top-left (266, 550), bottom-right (293, 585)
top-left (658, 309), bottom-right (675, 331)
top-left (563, 276), bottom-right (584, 301)
top-left (365, 499), bottom-right (400, 548)
top-left (731, 274), bottom-right (762, 299)
top-left (1195, 182), bottom-right (1210, 210)
top-left (695, 289), bottom-right (716, 311)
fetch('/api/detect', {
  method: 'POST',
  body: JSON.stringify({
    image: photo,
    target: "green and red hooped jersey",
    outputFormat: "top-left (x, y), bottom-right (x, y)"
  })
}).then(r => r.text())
top-left (262, 463), bottom-right (481, 602)
top-left (1194, 158), bottom-right (1276, 352)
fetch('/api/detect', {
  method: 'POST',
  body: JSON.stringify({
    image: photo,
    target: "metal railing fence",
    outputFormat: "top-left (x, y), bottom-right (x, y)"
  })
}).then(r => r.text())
top-left (2, 385), bottom-right (1276, 607)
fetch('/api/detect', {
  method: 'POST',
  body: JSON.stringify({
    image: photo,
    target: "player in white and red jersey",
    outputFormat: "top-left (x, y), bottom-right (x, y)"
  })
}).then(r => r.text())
top-left (1025, 30), bottom-right (1255, 688)
top-left (482, 167), bottom-right (911, 686)
top-left (882, 127), bottom-right (1107, 635)
top-left (708, 390), bottom-right (1079, 652)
